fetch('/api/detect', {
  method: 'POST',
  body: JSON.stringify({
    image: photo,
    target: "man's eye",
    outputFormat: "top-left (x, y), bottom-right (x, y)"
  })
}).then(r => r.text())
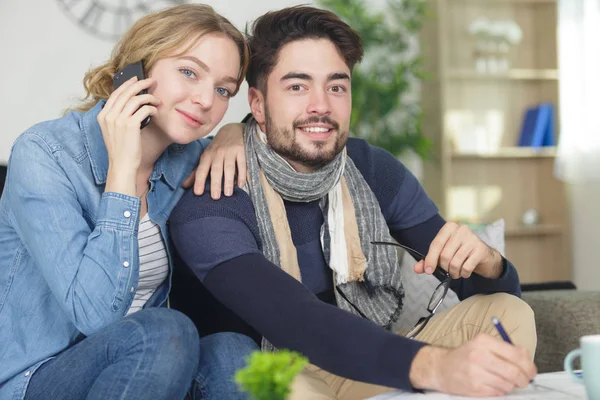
top-left (291, 85), bottom-right (303, 91)
top-left (179, 68), bottom-right (196, 79)
top-left (330, 85), bottom-right (345, 93)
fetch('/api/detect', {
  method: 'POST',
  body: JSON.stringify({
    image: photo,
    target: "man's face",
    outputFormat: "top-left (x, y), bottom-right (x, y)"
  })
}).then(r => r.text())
top-left (250, 38), bottom-right (352, 172)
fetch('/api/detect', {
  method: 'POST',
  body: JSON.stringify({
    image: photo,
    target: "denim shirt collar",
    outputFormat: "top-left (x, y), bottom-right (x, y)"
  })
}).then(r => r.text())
top-left (81, 100), bottom-right (187, 190)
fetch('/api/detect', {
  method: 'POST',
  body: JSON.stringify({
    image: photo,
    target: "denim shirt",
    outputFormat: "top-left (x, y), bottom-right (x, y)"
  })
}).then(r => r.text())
top-left (0, 101), bottom-right (208, 400)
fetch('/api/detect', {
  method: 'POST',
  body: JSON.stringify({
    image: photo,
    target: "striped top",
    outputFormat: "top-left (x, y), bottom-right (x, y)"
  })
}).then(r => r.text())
top-left (127, 214), bottom-right (169, 314)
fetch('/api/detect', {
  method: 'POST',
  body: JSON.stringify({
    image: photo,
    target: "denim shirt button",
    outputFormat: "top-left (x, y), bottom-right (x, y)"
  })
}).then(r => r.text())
top-left (130, 287), bottom-right (135, 293)
top-left (123, 210), bottom-right (131, 218)
top-left (123, 261), bottom-right (130, 268)
top-left (24, 370), bottom-right (30, 377)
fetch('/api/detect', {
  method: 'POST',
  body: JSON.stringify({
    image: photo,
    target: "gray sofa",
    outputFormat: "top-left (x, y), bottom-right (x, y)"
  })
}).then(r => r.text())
top-left (522, 290), bottom-right (600, 373)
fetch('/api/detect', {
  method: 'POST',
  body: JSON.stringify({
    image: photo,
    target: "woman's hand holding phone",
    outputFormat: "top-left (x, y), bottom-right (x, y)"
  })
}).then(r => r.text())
top-left (97, 76), bottom-right (160, 196)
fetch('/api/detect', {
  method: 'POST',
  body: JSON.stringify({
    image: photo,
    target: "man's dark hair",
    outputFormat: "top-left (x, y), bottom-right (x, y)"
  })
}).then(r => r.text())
top-left (245, 6), bottom-right (363, 92)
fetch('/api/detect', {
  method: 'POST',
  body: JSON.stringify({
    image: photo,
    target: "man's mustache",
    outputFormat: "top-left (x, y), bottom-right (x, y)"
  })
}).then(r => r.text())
top-left (293, 116), bottom-right (340, 131)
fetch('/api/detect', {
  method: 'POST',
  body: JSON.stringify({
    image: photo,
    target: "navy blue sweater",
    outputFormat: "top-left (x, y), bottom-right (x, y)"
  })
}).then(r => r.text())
top-left (169, 138), bottom-right (521, 390)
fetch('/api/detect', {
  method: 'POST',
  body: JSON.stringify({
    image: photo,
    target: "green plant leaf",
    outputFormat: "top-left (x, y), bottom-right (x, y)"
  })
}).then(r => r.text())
top-left (235, 350), bottom-right (309, 400)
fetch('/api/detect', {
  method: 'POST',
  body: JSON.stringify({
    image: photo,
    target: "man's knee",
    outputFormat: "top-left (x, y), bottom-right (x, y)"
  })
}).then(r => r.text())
top-left (480, 293), bottom-right (537, 357)
top-left (289, 367), bottom-right (335, 400)
top-left (485, 293), bottom-right (535, 323)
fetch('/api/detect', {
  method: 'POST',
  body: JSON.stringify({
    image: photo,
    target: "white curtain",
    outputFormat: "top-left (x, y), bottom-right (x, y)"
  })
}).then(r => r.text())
top-left (554, 0), bottom-right (600, 183)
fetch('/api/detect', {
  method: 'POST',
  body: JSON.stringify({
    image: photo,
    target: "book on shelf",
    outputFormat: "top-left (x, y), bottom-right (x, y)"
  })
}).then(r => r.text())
top-left (517, 103), bottom-right (556, 149)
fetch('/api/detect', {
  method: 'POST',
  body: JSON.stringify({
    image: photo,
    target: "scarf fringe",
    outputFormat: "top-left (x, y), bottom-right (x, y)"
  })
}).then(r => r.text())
top-left (361, 278), bottom-right (405, 330)
top-left (381, 285), bottom-right (405, 330)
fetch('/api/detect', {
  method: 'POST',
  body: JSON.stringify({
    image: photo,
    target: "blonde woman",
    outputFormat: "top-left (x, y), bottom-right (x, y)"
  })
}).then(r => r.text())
top-left (0, 4), bottom-right (257, 400)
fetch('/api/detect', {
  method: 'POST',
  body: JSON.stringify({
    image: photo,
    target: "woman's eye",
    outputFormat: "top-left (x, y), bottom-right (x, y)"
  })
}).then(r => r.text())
top-left (179, 68), bottom-right (196, 79)
top-left (216, 87), bottom-right (232, 97)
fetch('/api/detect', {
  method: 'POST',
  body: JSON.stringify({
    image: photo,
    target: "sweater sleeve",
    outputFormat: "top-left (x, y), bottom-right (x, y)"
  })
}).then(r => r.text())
top-left (205, 254), bottom-right (427, 390)
top-left (169, 188), bottom-right (427, 390)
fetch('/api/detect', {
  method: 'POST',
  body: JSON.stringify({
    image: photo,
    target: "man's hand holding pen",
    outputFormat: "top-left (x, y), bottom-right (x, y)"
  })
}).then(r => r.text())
top-left (409, 332), bottom-right (537, 397)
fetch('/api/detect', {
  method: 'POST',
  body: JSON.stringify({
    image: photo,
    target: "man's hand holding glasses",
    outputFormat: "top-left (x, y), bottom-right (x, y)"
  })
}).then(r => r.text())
top-left (415, 221), bottom-right (504, 280)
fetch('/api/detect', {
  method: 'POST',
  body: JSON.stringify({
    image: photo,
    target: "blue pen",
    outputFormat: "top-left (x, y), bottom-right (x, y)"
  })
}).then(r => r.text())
top-left (492, 316), bottom-right (537, 386)
top-left (493, 318), bottom-right (581, 395)
top-left (491, 316), bottom-right (513, 344)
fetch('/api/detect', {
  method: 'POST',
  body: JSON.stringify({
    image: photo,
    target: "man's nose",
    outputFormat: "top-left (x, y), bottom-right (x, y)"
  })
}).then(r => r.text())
top-left (306, 89), bottom-right (331, 115)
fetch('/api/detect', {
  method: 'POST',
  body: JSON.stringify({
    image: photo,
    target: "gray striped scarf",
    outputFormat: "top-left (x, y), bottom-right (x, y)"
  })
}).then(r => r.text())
top-left (243, 118), bottom-right (404, 351)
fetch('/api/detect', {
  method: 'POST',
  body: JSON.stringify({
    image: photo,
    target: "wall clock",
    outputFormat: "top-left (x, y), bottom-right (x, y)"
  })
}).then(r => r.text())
top-left (55, 0), bottom-right (186, 41)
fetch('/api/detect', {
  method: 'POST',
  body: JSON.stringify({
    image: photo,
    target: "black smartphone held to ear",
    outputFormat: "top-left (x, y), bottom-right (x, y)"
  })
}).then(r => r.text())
top-left (112, 61), bottom-right (152, 129)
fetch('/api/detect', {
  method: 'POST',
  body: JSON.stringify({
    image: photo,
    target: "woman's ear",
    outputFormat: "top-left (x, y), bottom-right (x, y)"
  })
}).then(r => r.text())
top-left (248, 87), bottom-right (266, 125)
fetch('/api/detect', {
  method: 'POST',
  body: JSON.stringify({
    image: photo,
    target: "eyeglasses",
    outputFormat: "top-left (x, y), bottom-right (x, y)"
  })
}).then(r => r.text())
top-left (371, 241), bottom-right (451, 340)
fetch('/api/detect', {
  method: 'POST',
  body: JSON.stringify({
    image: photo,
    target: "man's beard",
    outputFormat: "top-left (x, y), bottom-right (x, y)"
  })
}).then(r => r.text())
top-left (264, 108), bottom-right (347, 170)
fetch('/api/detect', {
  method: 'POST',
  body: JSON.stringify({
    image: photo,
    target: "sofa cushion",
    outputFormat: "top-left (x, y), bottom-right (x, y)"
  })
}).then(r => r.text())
top-left (522, 290), bottom-right (600, 373)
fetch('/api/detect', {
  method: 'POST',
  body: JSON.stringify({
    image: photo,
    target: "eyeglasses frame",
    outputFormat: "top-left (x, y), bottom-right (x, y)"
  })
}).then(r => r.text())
top-left (371, 241), bottom-right (452, 339)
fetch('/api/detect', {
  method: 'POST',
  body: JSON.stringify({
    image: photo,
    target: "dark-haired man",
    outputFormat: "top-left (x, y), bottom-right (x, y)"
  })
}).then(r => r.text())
top-left (170, 6), bottom-right (537, 399)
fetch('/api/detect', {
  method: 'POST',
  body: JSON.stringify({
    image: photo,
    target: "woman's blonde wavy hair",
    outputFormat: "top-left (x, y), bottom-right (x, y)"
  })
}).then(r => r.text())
top-left (71, 4), bottom-right (249, 112)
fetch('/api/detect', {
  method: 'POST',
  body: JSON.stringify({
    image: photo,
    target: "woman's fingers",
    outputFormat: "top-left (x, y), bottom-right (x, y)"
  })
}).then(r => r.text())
top-left (131, 105), bottom-right (158, 126)
top-left (121, 94), bottom-right (161, 119)
top-left (104, 76), bottom-right (137, 111)
top-left (106, 78), bottom-right (155, 119)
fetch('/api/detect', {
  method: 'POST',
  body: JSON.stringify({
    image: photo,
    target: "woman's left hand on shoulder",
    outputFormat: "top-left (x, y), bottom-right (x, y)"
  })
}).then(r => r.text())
top-left (182, 122), bottom-right (246, 199)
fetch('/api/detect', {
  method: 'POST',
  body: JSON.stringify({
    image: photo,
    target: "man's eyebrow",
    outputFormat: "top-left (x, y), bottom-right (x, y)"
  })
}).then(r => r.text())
top-left (328, 72), bottom-right (350, 81)
top-left (280, 72), bottom-right (312, 81)
top-left (178, 55), bottom-right (238, 85)
top-left (280, 72), bottom-right (350, 82)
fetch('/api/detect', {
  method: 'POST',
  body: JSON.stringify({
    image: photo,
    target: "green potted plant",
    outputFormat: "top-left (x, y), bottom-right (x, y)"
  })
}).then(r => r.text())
top-left (318, 0), bottom-right (431, 160)
top-left (235, 350), bottom-right (308, 400)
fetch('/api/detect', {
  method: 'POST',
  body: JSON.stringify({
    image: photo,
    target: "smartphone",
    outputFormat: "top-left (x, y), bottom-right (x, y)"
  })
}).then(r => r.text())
top-left (112, 61), bottom-right (152, 129)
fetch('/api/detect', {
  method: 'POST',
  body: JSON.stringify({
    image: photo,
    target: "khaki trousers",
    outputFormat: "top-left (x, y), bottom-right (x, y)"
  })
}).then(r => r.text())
top-left (289, 293), bottom-right (537, 400)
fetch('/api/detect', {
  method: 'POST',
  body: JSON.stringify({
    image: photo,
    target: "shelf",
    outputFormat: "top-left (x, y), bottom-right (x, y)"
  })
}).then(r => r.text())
top-left (424, 0), bottom-right (569, 285)
top-left (446, 69), bottom-right (559, 81)
top-left (452, 147), bottom-right (557, 159)
top-left (505, 224), bottom-right (563, 237)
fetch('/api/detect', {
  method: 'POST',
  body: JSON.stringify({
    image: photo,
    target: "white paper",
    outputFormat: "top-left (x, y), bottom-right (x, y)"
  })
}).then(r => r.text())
top-left (368, 372), bottom-right (587, 400)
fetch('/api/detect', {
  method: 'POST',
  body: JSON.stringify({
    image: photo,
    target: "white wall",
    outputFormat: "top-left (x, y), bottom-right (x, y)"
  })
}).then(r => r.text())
top-left (0, 0), bottom-right (310, 164)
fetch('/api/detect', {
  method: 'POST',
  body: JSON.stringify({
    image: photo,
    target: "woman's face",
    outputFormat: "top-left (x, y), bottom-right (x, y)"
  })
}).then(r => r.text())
top-left (147, 33), bottom-right (241, 144)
